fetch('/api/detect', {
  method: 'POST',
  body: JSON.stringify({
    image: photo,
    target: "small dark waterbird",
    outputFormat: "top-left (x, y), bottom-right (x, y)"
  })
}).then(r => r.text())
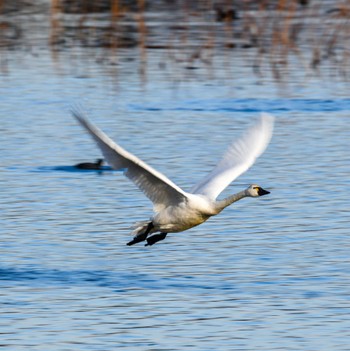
top-left (72, 109), bottom-right (274, 247)
top-left (75, 158), bottom-right (104, 170)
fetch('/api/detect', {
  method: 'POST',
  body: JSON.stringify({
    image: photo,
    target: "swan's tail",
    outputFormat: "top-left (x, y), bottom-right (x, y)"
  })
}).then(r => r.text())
top-left (131, 221), bottom-right (153, 236)
top-left (127, 221), bottom-right (155, 246)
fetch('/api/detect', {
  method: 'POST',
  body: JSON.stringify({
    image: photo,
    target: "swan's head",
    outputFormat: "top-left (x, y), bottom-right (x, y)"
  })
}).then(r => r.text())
top-left (246, 184), bottom-right (270, 197)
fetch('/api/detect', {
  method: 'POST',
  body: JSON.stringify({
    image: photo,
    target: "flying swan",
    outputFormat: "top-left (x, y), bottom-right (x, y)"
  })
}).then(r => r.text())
top-left (72, 109), bottom-right (274, 246)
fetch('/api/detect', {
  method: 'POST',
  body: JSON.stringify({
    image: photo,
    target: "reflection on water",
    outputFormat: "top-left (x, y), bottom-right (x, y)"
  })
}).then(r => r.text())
top-left (1, 0), bottom-right (350, 81)
top-left (2, 88), bottom-right (350, 350)
top-left (1, 4), bottom-right (350, 350)
top-left (130, 98), bottom-right (350, 113)
top-left (37, 165), bottom-right (114, 172)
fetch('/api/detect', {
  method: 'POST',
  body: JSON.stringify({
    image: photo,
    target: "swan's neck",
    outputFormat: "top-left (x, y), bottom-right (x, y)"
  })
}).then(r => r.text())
top-left (214, 190), bottom-right (248, 213)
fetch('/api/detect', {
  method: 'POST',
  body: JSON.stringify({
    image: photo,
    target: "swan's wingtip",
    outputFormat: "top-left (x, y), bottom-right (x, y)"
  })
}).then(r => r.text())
top-left (260, 112), bottom-right (275, 124)
top-left (259, 113), bottom-right (275, 135)
top-left (256, 113), bottom-right (275, 146)
top-left (71, 106), bottom-right (84, 121)
top-left (70, 105), bottom-right (93, 132)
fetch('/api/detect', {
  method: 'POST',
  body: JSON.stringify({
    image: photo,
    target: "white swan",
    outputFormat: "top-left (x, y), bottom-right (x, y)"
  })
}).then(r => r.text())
top-left (72, 109), bottom-right (274, 246)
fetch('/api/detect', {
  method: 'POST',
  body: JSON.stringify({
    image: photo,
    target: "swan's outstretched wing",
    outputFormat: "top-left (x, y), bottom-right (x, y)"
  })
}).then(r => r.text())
top-left (72, 109), bottom-right (188, 212)
top-left (190, 113), bottom-right (274, 199)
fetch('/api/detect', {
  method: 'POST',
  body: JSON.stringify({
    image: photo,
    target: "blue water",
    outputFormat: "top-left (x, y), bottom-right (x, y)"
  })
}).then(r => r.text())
top-left (130, 98), bottom-right (350, 113)
top-left (1, 48), bottom-right (350, 350)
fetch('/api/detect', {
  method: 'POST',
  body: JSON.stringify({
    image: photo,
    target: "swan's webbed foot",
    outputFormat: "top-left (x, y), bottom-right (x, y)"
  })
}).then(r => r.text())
top-left (127, 222), bottom-right (153, 246)
top-left (145, 232), bottom-right (168, 246)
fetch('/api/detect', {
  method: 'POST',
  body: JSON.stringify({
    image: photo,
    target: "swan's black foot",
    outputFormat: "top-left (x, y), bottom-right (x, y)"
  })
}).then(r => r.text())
top-left (127, 232), bottom-right (148, 246)
top-left (145, 232), bottom-right (167, 246)
top-left (127, 222), bottom-right (153, 246)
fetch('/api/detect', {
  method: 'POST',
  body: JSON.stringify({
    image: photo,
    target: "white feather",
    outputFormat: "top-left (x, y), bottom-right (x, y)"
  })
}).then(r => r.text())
top-left (190, 113), bottom-right (274, 199)
top-left (72, 108), bottom-right (274, 246)
top-left (72, 109), bottom-right (188, 212)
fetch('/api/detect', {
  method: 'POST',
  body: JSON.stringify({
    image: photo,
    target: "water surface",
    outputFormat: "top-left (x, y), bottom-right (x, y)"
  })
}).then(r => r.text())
top-left (1, 43), bottom-right (350, 350)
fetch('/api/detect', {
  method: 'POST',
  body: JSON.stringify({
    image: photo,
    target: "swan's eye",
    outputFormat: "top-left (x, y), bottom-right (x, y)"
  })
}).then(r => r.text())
top-left (253, 186), bottom-right (259, 191)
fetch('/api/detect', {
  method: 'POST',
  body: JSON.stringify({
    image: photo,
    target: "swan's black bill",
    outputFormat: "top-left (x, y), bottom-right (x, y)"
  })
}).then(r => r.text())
top-left (258, 187), bottom-right (270, 196)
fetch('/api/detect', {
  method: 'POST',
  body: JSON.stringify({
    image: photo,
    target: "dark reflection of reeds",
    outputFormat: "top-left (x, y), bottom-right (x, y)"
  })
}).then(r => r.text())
top-left (1, 0), bottom-right (350, 80)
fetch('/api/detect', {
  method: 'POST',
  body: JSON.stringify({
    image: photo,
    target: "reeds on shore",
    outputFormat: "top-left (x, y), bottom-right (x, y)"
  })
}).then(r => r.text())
top-left (0, 0), bottom-right (349, 80)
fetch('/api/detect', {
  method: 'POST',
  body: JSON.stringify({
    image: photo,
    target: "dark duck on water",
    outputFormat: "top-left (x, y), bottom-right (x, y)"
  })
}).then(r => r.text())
top-left (75, 158), bottom-right (104, 170)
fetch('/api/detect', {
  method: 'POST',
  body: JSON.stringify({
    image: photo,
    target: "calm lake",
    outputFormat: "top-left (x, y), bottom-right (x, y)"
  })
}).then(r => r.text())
top-left (1, 7), bottom-right (350, 350)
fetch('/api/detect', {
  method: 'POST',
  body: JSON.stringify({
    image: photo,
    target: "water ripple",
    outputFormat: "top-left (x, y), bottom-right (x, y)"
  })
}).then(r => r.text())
top-left (129, 98), bottom-right (350, 113)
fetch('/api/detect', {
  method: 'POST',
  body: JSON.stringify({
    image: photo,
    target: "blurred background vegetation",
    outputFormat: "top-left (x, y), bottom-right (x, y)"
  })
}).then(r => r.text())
top-left (0, 0), bottom-right (349, 80)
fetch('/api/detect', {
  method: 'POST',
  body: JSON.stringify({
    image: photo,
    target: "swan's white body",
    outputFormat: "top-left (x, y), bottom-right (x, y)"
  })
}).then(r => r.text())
top-left (72, 109), bottom-right (274, 246)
